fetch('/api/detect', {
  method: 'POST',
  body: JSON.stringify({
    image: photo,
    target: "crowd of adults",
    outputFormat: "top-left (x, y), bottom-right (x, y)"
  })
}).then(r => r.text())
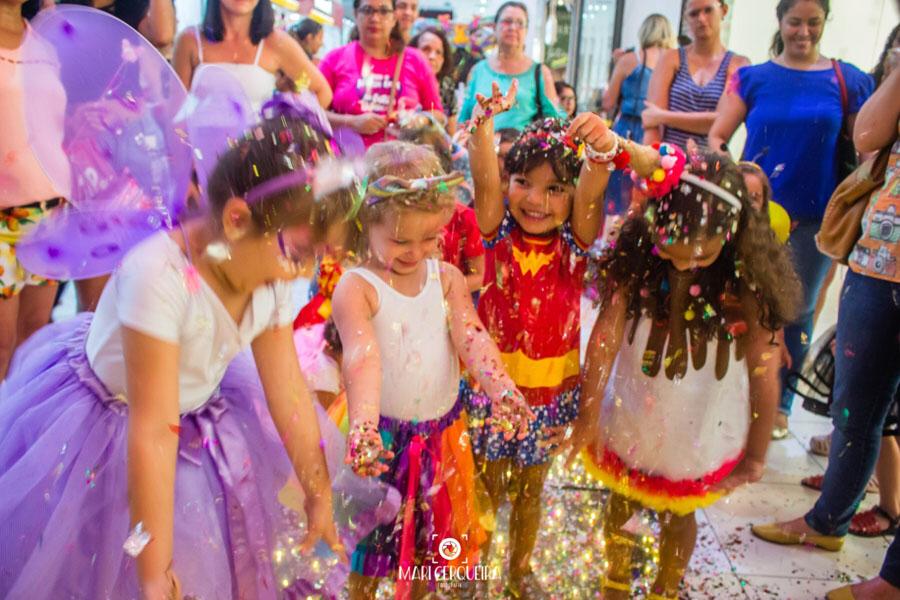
top-left (2, 0), bottom-right (900, 595)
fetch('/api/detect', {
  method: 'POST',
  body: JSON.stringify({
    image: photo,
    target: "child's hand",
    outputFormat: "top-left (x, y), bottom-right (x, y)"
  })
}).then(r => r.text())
top-left (299, 492), bottom-right (349, 565)
top-left (568, 112), bottom-right (615, 153)
top-left (712, 458), bottom-right (765, 493)
top-left (487, 388), bottom-right (535, 441)
top-left (140, 569), bottom-right (181, 600)
top-left (345, 421), bottom-right (394, 478)
top-left (551, 416), bottom-right (600, 468)
top-left (470, 80), bottom-right (519, 129)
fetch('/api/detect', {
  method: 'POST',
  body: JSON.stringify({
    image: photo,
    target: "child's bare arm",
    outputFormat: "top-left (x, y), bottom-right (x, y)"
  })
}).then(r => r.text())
top-left (568, 112), bottom-right (616, 246)
top-left (467, 81), bottom-right (518, 236)
top-left (442, 262), bottom-right (534, 439)
top-left (554, 290), bottom-right (628, 464)
top-left (331, 274), bottom-right (393, 476)
top-left (715, 292), bottom-right (781, 492)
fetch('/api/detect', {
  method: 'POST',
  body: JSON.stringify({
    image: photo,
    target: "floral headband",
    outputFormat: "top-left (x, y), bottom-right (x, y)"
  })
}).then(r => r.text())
top-left (364, 172), bottom-right (465, 204)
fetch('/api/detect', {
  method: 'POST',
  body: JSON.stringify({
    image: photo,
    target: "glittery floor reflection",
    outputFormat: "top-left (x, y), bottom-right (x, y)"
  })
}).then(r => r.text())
top-left (356, 412), bottom-right (890, 599)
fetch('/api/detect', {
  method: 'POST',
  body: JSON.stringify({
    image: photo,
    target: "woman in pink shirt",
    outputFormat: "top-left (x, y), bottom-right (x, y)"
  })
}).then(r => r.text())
top-left (0, 0), bottom-right (67, 380)
top-left (319, 0), bottom-right (443, 147)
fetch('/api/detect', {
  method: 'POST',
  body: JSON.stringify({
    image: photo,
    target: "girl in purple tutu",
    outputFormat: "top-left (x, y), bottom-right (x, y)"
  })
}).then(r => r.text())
top-left (0, 113), bottom-right (388, 599)
top-left (332, 141), bottom-right (534, 598)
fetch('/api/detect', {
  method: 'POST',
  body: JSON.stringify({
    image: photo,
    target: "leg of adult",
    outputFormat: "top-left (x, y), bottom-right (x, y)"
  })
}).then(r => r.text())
top-left (0, 294), bottom-right (21, 381)
top-left (806, 271), bottom-right (900, 536)
top-left (74, 275), bottom-right (110, 313)
top-left (15, 283), bottom-right (57, 347)
top-left (826, 533), bottom-right (900, 599)
top-left (779, 221), bottom-right (835, 417)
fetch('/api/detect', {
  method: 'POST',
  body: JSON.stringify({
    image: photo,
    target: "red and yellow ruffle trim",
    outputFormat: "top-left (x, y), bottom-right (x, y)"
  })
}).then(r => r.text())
top-left (581, 444), bottom-right (742, 516)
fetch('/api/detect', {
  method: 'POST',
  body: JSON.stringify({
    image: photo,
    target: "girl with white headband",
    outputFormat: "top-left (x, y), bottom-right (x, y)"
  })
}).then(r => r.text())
top-left (557, 144), bottom-right (802, 600)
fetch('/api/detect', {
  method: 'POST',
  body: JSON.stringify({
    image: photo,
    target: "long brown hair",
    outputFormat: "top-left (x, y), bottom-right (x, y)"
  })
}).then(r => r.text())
top-left (589, 151), bottom-right (801, 337)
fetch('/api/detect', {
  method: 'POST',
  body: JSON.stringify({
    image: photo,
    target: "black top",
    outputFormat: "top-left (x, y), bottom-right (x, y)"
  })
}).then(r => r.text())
top-left (60, 0), bottom-right (150, 32)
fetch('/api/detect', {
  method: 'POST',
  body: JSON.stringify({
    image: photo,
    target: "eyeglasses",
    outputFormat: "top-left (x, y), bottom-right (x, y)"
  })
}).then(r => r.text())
top-left (498, 18), bottom-right (527, 30)
top-left (358, 5), bottom-right (393, 17)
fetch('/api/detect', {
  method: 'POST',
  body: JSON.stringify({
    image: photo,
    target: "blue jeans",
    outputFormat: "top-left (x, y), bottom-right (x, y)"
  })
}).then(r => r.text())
top-left (885, 534), bottom-right (900, 588)
top-left (780, 220), bottom-right (834, 415)
top-left (805, 270), bottom-right (900, 537)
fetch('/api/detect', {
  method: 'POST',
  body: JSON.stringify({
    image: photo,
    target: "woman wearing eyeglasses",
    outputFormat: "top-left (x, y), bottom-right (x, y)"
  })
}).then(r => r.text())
top-left (319, 0), bottom-right (443, 148)
top-left (642, 0), bottom-right (749, 149)
top-left (458, 1), bottom-right (561, 132)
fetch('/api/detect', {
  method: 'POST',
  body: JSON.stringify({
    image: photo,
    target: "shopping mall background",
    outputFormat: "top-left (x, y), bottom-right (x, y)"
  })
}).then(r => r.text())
top-left (174, 0), bottom-right (897, 151)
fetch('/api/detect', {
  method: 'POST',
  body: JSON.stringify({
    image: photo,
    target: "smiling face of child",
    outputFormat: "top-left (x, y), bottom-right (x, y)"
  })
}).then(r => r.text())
top-left (367, 207), bottom-right (449, 276)
top-left (506, 162), bottom-right (576, 235)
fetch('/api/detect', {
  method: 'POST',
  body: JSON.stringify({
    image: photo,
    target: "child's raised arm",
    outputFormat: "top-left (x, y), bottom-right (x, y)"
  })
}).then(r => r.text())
top-left (441, 262), bottom-right (535, 440)
top-left (331, 273), bottom-right (394, 476)
top-left (467, 80), bottom-right (518, 236)
top-left (714, 292), bottom-right (782, 492)
top-left (251, 326), bottom-right (346, 562)
top-left (553, 290), bottom-right (628, 466)
top-left (568, 112), bottom-right (617, 246)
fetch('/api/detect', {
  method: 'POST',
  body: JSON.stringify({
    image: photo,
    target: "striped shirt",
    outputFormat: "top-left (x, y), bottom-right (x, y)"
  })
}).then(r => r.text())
top-left (664, 47), bottom-right (733, 150)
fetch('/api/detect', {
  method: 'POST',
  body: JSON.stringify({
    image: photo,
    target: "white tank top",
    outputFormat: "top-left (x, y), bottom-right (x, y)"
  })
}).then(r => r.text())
top-left (345, 260), bottom-right (460, 422)
top-left (192, 27), bottom-right (277, 111)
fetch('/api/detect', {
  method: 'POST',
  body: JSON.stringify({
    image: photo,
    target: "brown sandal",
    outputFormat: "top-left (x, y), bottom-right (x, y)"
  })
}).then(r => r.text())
top-left (849, 506), bottom-right (899, 538)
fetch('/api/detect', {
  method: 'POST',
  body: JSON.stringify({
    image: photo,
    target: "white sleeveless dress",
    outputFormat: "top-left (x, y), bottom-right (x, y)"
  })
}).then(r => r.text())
top-left (585, 317), bottom-right (751, 515)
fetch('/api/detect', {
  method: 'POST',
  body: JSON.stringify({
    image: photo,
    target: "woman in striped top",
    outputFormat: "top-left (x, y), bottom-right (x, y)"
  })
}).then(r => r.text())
top-left (642, 0), bottom-right (748, 149)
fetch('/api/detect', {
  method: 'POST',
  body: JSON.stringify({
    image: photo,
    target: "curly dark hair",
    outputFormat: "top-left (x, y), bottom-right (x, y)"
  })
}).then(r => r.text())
top-left (872, 23), bottom-right (900, 88)
top-left (504, 118), bottom-right (582, 184)
top-left (589, 151), bottom-right (801, 338)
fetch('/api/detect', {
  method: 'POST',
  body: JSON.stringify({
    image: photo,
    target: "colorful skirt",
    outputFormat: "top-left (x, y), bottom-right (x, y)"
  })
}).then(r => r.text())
top-left (0, 314), bottom-right (399, 599)
top-left (462, 379), bottom-right (580, 467)
top-left (351, 396), bottom-right (488, 590)
top-left (582, 445), bottom-right (741, 517)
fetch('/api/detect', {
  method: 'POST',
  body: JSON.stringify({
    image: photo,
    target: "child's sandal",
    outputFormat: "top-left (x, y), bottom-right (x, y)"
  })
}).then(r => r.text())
top-left (849, 505), bottom-right (900, 537)
top-left (601, 576), bottom-right (631, 593)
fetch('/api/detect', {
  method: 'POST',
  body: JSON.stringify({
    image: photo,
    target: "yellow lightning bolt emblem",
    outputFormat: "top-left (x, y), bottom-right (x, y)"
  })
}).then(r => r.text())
top-left (512, 246), bottom-right (553, 276)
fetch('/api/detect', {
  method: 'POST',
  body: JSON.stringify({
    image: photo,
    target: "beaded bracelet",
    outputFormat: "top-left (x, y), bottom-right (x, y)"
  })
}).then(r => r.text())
top-left (582, 134), bottom-right (620, 164)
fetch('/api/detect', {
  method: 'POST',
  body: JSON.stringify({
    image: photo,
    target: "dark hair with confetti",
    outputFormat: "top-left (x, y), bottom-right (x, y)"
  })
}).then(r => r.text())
top-left (589, 151), bottom-right (801, 339)
top-left (323, 317), bottom-right (343, 356)
top-left (206, 115), bottom-right (356, 240)
top-left (504, 117), bottom-right (582, 184)
top-left (394, 113), bottom-right (453, 172)
top-left (203, 0), bottom-right (275, 45)
top-left (737, 161), bottom-right (774, 211)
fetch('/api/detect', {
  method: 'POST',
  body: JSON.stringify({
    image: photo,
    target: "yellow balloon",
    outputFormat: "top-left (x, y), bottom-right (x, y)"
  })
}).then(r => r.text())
top-left (768, 200), bottom-right (791, 244)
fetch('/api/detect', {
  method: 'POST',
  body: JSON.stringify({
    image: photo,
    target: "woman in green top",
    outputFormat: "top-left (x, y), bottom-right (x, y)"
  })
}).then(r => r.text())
top-left (458, 1), bottom-right (560, 131)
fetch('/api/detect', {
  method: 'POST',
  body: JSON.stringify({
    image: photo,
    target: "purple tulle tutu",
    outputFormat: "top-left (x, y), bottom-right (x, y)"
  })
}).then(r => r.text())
top-left (0, 314), bottom-right (399, 599)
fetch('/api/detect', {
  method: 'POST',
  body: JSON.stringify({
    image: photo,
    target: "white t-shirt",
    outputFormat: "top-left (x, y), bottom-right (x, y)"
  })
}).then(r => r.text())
top-left (85, 232), bottom-right (294, 413)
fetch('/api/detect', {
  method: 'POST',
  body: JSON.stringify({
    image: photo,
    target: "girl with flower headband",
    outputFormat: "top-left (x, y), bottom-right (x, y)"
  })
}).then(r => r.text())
top-left (0, 108), bottom-right (394, 599)
top-left (331, 140), bottom-right (535, 598)
top-left (463, 80), bottom-right (616, 597)
top-left (558, 146), bottom-right (803, 599)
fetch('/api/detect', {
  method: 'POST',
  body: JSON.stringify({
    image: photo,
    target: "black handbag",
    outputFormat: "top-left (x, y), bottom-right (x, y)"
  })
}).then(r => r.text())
top-left (786, 326), bottom-right (836, 417)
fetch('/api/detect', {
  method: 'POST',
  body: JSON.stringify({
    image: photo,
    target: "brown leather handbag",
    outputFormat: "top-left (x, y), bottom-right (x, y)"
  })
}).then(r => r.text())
top-left (816, 144), bottom-right (892, 264)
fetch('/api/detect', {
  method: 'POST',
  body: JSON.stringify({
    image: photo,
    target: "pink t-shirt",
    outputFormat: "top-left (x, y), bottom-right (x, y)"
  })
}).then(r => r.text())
top-left (0, 26), bottom-right (66, 207)
top-left (319, 42), bottom-right (443, 147)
